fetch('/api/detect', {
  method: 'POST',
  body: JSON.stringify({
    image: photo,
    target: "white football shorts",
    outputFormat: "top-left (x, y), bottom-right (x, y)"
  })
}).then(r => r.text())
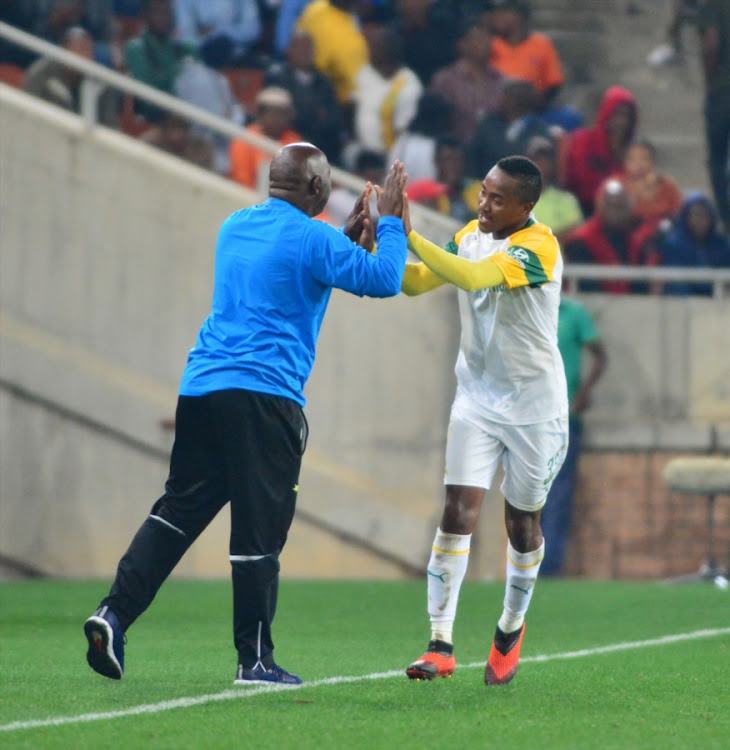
top-left (444, 394), bottom-right (569, 512)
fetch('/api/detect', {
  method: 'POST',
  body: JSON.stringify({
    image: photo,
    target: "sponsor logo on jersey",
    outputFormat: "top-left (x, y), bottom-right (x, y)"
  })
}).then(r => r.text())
top-left (505, 246), bottom-right (529, 268)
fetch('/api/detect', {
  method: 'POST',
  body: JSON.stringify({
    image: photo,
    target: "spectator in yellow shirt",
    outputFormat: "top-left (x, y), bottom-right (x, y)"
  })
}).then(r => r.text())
top-left (295, 0), bottom-right (369, 107)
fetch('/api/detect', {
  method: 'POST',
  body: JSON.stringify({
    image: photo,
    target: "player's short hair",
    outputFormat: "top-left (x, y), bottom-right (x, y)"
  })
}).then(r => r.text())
top-left (496, 155), bottom-right (542, 204)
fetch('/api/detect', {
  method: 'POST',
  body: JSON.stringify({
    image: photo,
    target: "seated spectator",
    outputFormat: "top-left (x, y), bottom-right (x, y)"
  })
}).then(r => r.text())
top-left (174, 44), bottom-right (245, 175)
top-left (23, 26), bottom-right (119, 126)
top-left (432, 135), bottom-right (480, 223)
top-left (388, 0), bottom-right (459, 87)
top-left (527, 135), bottom-right (583, 243)
top-left (407, 137), bottom-right (480, 223)
top-left (657, 192), bottom-right (730, 296)
top-left (465, 77), bottom-right (551, 180)
top-left (124, 0), bottom-right (198, 121)
top-left (559, 85), bottom-right (638, 217)
top-left (326, 148), bottom-right (385, 227)
top-left (485, 1), bottom-right (564, 110)
top-left (295, 0), bottom-right (369, 108)
top-left (428, 18), bottom-right (503, 146)
top-left (140, 111), bottom-right (215, 169)
top-left (388, 92), bottom-right (453, 182)
top-left (264, 29), bottom-right (343, 164)
top-left (618, 137), bottom-right (682, 233)
top-left (350, 26), bottom-right (422, 160)
top-left (229, 86), bottom-right (301, 191)
top-left (563, 179), bottom-right (659, 294)
top-left (173, 0), bottom-right (262, 68)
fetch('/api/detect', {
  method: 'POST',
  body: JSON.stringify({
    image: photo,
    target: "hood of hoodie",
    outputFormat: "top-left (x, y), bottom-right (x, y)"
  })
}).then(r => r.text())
top-left (594, 85), bottom-right (638, 134)
top-left (676, 191), bottom-right (720, 235)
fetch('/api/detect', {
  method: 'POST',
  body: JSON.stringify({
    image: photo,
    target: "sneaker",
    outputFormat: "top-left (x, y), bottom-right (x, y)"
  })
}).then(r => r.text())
top-left (406, 639), bottom-right (456, 681)
top-left (484, 623), bottom-right (525, 686)
top-left (84, 606), bottom-right (125, 680)
top-left (234, 662), bottom-right (302, 685)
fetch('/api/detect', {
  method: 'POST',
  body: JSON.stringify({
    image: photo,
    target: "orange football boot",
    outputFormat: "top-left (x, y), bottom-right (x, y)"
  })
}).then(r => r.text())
top-left (484, 623), bottom-right (525, 685)
top-left (406, 640), bottom-right (456, 680)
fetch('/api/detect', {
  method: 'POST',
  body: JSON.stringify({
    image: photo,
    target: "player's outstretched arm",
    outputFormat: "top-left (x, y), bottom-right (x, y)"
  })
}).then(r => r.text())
top-left (401, 262), bottom-right (448, 296)
top-left (398, 196), bottom-right (446, 296)
top-left (408, 231), bottom-right (505, 292)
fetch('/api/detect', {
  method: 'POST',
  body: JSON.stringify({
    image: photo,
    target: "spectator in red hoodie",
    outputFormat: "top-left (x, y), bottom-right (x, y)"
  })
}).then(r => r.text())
top-left (559, 86), bottom-right (638, 217)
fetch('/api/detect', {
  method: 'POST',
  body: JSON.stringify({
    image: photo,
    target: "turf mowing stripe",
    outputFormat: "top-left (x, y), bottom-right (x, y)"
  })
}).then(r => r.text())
top-left (2, 627), bottom-right (729, 733)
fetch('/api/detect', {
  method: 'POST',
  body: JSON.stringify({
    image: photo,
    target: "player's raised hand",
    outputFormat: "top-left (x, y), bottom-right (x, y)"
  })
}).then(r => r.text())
top-left (401, 189), bottom-right (412, 235)
top-left (377, 161), bottom-right (408, 218)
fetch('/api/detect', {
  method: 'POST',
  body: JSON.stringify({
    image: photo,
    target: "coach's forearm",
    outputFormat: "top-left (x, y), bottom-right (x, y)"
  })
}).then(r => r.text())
top-left (362, 216), bottom-right (407, 297)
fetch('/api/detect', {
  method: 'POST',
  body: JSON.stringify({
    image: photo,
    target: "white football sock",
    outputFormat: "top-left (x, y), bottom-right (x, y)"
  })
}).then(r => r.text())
top-left (427, 527), bottom-right (471, 645)
top-left (498, 540), bottom-right (545, 634)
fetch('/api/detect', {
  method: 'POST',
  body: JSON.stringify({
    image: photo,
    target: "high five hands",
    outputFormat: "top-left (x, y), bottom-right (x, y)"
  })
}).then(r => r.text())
top-left (344, 161), bottom-right (409, 252)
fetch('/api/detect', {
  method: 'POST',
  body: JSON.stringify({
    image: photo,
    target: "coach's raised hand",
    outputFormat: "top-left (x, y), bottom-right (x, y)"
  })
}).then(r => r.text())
top-left (376, 161), bottom-right (408, 219)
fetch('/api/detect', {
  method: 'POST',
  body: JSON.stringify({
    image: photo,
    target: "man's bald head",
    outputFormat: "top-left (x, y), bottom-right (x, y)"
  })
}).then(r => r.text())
top-left (269, 143), bottom-right (332, 217)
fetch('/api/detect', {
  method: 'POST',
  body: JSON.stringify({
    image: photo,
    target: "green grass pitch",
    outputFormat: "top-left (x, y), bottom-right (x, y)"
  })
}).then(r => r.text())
top-left (1, 578), bottom-right (728, 749)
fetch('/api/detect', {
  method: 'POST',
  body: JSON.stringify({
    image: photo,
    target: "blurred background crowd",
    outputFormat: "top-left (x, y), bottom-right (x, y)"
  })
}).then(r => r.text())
top-left (1, 0), bottom-right (729, 294)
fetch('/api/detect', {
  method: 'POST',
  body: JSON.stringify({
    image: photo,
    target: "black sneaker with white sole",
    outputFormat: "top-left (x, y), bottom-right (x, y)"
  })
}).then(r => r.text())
top-left (84, 606), bottom-right (125, 680)
top-left (234, 661), bottom-right (302, 685)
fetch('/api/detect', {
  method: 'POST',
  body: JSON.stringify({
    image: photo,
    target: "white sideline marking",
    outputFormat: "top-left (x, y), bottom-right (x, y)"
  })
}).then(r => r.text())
top-left (2, 627), bottom-right (729, 733)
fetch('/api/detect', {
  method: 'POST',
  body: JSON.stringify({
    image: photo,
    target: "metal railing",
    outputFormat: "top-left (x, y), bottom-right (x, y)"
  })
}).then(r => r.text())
top-left (564, 265), bottom-right (730, 298)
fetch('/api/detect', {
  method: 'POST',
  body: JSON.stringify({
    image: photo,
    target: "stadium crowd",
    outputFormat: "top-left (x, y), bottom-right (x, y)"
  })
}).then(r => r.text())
top-left (1, 0), bottom-right (729, 290)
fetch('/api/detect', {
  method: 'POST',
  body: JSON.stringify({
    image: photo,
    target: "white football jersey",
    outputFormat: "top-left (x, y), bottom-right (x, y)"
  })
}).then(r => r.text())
top-left (447, 218), bottom-right (569, 425)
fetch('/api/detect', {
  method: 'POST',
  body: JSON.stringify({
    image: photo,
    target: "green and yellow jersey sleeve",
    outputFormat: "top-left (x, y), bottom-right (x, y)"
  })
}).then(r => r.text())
top-left (490, 223), bottom-right (560, 289)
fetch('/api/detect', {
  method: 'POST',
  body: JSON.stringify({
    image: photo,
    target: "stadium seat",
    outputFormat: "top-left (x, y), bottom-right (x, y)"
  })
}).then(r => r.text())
top-left (663, 456), bottom-right (730, 583)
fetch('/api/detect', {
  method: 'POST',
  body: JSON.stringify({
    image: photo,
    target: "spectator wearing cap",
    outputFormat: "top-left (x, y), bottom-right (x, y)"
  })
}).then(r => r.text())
top-left (229, 86), bottom-right (302, 191)
top-left (429, 18), bottom-right (503, 146)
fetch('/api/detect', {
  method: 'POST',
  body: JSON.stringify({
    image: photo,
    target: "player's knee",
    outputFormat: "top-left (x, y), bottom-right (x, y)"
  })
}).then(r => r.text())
top-left (505, 503), bottom-right (542, 552)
